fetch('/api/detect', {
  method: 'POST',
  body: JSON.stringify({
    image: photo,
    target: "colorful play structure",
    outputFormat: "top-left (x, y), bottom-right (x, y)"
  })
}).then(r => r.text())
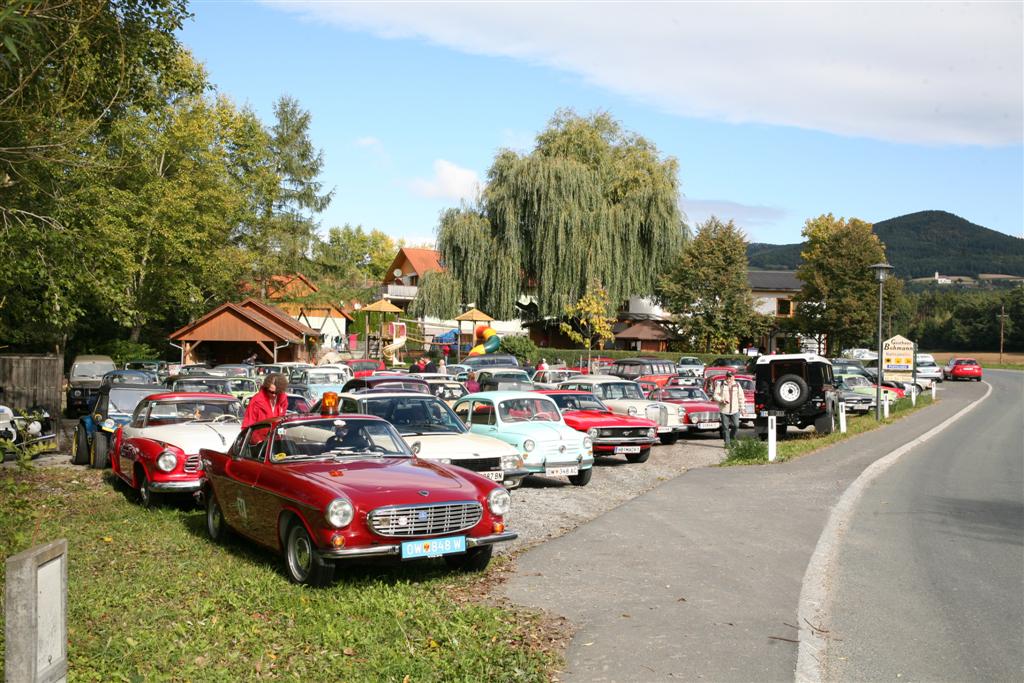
top-left (467, 324), bottom-right (501, 357)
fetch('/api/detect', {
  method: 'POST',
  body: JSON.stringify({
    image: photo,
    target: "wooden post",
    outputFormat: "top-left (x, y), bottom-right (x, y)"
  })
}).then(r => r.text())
top-left (998, 305), bottom-right (1007, 365)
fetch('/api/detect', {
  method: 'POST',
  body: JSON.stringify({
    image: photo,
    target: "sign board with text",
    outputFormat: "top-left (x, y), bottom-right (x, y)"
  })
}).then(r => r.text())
top-left (882, 335), bottom-right (916, 384)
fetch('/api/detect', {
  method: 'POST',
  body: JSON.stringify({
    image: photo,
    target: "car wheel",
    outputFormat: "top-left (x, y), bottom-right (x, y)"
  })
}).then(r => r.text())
top-left (626, 447), bottom-right (651, 464)
top-left (772, 374), bottom-right (809, 408)
top-left (444, 544), bottom-right (493, 572)
top-left (776, 424), bottom-right (788, 440)
top-left (285, 522), bottom-right (335, 586)
top-left (814, 409), bottom-right (835, 435)
top-left (658, 433), bottom-right (679, 445)
top-left (568, 466), bottom-right (593, 486)
top-left (206, 492), bottom-right (231, 544)
top-left (71, 426), bottom-right (89, 466)
top-left (137, 469), bottom-right (155, 509)
top-left (90, 436), bottom-right (109, 469)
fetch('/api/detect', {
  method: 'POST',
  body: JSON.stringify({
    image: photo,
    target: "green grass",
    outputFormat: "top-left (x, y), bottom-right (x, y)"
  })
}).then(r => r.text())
top-left (722, 393), bottom-right (935, 466)
top-left (0, 469), bottom-right (558, 681)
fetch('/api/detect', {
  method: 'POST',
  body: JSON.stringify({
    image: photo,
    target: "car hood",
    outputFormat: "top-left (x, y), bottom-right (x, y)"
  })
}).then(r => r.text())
top-left (498, 422), bottom-right (583, 443)
top-left (410, 431), bottom-right (520, 459)
top-left (668, 400), bottom-right (719, 413)
top-left (294, 458), bottom-right (473, 495)
top-left (69, 379), bottom-right (103, 389)
top-left (562, 410), bottom-right (657, 429)
top-left (137, 423), bottom-right (241, 453)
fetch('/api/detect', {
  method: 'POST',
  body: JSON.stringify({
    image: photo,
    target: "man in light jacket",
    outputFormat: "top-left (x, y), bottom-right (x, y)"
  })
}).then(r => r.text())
top-left (713, 371), bottom-right (745, 446)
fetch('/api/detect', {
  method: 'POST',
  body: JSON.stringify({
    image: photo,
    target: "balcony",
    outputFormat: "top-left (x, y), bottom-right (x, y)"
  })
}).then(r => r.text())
top-left (381, 284), bottom-right (418, 301)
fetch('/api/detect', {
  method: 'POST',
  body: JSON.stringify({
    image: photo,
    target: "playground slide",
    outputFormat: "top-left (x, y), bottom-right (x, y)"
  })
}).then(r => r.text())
top-left (382, 335), bottom-right (407, 365)
top-left (467, 325), bottom-right (501, 356)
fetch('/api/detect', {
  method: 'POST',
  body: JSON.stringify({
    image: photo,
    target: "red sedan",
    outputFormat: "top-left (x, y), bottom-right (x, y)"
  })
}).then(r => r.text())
top-left (201, 413), bottom-right (516, 585)
top-left (538, 390), bottom-right (658, 463)
top-left (943, 357), bottom-right (983, 381)
top-left (341, 358), bottom-right (386, 378)
top-left (647, 387), bottom-right (722, 435)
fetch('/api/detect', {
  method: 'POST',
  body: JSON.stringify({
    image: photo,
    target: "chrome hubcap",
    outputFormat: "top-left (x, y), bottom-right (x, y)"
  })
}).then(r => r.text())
top-left (780, 382), bottom-right (800, 400)
top-left (290, 531), bottom-right (312, 579)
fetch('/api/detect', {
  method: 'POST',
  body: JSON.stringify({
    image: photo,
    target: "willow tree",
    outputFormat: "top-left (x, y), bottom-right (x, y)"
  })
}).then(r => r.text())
top-left (409, 271), bottom-right (462, 320)
top-left (437, 110), bottom-right (686, 320)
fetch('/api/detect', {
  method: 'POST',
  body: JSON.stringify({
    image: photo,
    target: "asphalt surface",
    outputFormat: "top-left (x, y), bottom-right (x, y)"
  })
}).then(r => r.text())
top-left (502, 379), bottom-right (988, 682)
top-left (826, 371), bottom-right (1024, 681)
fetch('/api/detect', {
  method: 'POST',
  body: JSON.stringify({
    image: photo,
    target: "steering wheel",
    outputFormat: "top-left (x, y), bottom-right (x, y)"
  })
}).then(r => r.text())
top-left (529, 412), bottom-right (554, 421)
top-left (212, 414), bottom-right (240, 423)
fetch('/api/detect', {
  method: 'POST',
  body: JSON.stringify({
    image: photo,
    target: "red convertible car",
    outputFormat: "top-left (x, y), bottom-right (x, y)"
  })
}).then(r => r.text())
top-left (943, 357), bottom-right (983, 381)
top-left (200, 413), bottom-right (516, 586)
top-left (111, 393), bottom-right (243, 508)
top-left (538, 390), bottom-right (657, 463)
top-left (647, 387), bottom-right (722, 434)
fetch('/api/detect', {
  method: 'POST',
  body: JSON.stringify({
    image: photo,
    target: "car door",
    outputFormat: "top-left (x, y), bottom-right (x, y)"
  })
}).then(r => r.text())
top-left (466, 399), bottom-right (498, 436)
top-left (218, 429), bottom-right (270, 542)
top-left (116, 400), bottom-right (149, 478)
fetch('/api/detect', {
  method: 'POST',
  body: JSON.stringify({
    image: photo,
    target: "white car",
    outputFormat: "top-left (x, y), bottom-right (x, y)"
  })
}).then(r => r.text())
top-left (336, 392), bottom-right (529, 488)
top-left (914, 359), bottom-right (943, 385)
top-left (557, 375), bottom-right (687, 445)
top-left (676, 356), bottom-right (705, 377)
top-left (531, 369), bottom-right (582, 390)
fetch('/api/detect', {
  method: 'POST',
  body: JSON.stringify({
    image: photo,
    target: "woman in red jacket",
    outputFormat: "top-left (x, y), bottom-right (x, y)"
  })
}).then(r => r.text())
top-left (242, 373), bottom-right (289, 432)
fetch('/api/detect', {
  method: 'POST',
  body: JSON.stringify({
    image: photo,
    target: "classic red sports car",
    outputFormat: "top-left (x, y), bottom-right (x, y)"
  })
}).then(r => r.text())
top-left (703, 373), bottom-right (756, 424)
top-left (200, 413), bottom-right (516, 586)
top-left (341, 358), bottom-right (386, 378)
top-left (943, 357), bottom-right (983, 381)
top-left (647, 387), bottom-right (722, 434)
top-left (111, 393), bottom-right (242, 508)
top-left (537, 390), bottom-right (657, 463)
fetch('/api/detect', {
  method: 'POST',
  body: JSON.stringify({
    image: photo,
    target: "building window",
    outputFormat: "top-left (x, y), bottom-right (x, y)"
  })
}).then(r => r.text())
top-left (776, 299), bottom-right (793, 317)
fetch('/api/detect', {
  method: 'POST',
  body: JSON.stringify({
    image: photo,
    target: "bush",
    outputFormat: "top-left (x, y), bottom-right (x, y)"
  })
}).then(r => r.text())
top-left (93, 340), bottom-right (160, 366)
top-left (724, 437), bottom-right (768, 463)
top-left (499, 335), bottom-right (539, 365)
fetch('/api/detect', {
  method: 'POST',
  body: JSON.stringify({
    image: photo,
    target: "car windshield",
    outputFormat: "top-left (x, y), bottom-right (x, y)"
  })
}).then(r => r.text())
top-left (429, 382), bottom-right (467, 401)
top-left (229, 379), bottom-right (257, 393)
top-left (498, 397), bottom-right (560, 422)
top-left (286, 396), bottom-right (310, 414)
top-left (306, 372), bottom-right (346, 384)
top-left (844, 376), bottom-right (871, 388)
top-left (361, 396), bottom-right (466, 435)
top-left (918, 360), bottom-right (937, 368)
top-left (147, 400), bottom-right (241, 425)
top-left (174, 378), bottom-right (228, 392)
top-left (348, 361), bottom-right (380, 372)
top-left (126, 362), bottom-right (157, 371)
top-left (679, 358), bottom-right (700, 365)
top-left (72, 361), bottom-right (116, 379)
top-left (271, 418), bottom-right (409, 459)
top-left (955, 359), bottom-right (978, 366)
top-left (363, 380), bottom-right (429, 394)
top-left (108, 388), bottom-right (155, 414)
top-left (548, 393), bottom-right (607, 412)
top-left (664, 388), bottom-right (708, 400)
top-left (597, 383), bottom-right (645, 400)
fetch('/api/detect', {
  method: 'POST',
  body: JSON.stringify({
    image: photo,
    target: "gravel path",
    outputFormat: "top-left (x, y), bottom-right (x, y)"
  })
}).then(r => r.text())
top-left (500, 435), bottom-right (727, 555)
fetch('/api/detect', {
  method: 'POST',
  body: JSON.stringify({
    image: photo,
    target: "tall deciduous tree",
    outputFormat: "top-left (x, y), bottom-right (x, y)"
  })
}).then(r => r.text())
top-left (560, 284), bottom-right (616, 368)
top-left (409, 271), bottom-right (462, 320)
top-left (658, 217), bottom-right (758, 353)
top-left (437, 110), bottom-right (686, 319)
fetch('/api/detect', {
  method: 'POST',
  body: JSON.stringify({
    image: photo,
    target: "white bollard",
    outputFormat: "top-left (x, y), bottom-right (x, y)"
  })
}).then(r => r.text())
top-left (931, 383), bottom-right (936, 400)
top-left (767, 415), bottom-right (777, 462)
top-left (883, 393), bottom-right (890, 419)
top-left (838, 402), bottom-right (847, 433)
top-left (911, 387), bottom-right (917, 406)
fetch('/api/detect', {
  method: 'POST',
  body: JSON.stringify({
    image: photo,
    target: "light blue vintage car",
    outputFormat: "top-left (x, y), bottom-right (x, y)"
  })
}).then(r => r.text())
top-left (452, 391), bottom-right (595, 486)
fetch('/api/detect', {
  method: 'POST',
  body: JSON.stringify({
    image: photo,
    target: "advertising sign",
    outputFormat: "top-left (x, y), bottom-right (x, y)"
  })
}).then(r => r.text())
top-left (882, 334), bottom-right (916, 383)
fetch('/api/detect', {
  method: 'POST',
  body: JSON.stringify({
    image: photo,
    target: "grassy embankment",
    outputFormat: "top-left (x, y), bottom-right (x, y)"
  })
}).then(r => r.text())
top-left (0, 468), bottom-right (558, 681)
top-left (723, 392), bottom-right (935, 466)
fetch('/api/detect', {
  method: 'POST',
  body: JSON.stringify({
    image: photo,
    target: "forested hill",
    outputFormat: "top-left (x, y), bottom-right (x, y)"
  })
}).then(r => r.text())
top-left (747, 211), bottom-right (1024, 278)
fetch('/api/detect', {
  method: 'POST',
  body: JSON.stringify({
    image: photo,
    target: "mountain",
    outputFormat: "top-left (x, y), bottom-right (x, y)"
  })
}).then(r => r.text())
top-left (747, 211), bottom-right (1024, 278)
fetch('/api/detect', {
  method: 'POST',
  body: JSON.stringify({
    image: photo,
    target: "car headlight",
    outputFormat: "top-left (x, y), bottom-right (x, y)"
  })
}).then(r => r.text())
top-left (587, 427), bottom-right (599, 438)
top-left (102, 418), bottom-right (116, 430)
top-left (488, 488), bottom-right (511, 516)
top-left (325, 498), bottom-right (354, 528)
top-left (438, 458), bottom-right (452, 464)
top-left (156, 451), bottom-right (178, 472)
top-left (501, 454), bottom-right (523, 470)
top-left (522, 439), bottom-right (535, 453)
top-left (677, 406), bottom-right (685, 416)
top-left (582, 436), bottom-right (592, 449)
top-left (627, 406), bottom-right (638, 416)
top-left (73, 389), bottom-right (82, 397)
top-left (647, 428), bottom-right (657, 438)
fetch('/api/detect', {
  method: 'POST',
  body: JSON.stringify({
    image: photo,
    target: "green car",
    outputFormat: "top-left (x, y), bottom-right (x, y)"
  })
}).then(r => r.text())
top-left (836, 373), bottom-right (902, 401)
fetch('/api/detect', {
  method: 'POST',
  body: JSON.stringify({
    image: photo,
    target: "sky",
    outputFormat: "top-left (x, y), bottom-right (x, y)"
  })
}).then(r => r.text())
top-left (179, 1), bottom-right (1024, 246)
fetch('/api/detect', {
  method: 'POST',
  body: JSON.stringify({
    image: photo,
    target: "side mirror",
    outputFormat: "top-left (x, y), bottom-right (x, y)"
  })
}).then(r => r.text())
top-left (410, 441), bottom-right (421, 455)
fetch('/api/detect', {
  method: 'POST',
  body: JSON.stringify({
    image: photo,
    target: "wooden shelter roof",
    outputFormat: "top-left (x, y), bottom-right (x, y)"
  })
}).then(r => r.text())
top-left (615, 319), bottom-right (676, 341)
top-left (239, 298), bottom-right (319, 337)
top-left (361, 299), bottom-right (403, 313)
top-left (169, 302), bottom-right (301, 343)
top-left (454, 307), bottom-right (493, 322)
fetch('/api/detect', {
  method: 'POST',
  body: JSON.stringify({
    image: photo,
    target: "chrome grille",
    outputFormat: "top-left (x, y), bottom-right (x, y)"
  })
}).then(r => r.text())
top-left (646, 405), bottom-right (668, 425)
top-left (184, 454), bottom-right (201, 473)
top-left (689, 412), bottom-right (719, 423)
top-left (598, 427), bottom-right (651, 438)
top-left (368, 501), bottom-right (483, 537)
top-left (449, 457), bottom-right (501, 473)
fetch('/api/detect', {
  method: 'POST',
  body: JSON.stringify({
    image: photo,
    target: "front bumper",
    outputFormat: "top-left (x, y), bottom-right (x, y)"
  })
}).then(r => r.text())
top-left (656, 424), bottom-right (687, 434)
top-left (319, 531), bottom-right (518, 560)
top-left (148, 480), bottom-right (202, 493)
top-left (593, 438), bottom-right (657, 453)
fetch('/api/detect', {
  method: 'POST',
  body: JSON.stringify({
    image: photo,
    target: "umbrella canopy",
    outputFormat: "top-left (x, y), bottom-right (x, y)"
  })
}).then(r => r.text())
top-left (361, 298), bottom-right (403, 313)
top-left (454, 307), bottom-right (494, 322)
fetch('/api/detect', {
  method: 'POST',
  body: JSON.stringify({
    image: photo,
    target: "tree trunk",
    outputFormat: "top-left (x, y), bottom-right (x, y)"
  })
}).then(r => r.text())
top-left (129, 325), bottom-right (143, 343)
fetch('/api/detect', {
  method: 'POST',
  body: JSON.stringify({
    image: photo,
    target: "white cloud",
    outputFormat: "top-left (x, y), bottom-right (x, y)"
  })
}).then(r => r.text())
top-left (410, 159), bottom-right (481, 201)
top-left (353, 136), bottom-right (382, 148)
top-left (269, 2), bottom-right (1022, 146)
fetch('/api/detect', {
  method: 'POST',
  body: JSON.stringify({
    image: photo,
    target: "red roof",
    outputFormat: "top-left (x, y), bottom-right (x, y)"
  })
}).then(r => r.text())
top-left (384, 247), bottom-right (443, 284)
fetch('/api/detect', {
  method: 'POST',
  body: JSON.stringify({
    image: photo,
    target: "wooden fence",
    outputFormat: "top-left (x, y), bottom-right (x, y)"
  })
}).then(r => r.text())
top-left (0, 354), bottom-right (64, 448)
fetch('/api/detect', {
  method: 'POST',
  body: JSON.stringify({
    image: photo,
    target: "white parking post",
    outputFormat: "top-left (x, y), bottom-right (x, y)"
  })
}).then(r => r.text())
top-left (767, 415), bottom-right (777, 462)
top-left (838, 402), bottom-right (847, 434)
top-left (883, 393), bottom-right (890, 419)
top-left (931, 383), bottom-right (936, 400)
top-left (911, 386), bottom-right (917, 406)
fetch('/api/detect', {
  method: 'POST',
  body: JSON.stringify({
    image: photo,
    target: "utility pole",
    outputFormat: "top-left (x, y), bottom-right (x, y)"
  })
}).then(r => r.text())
top-left (998, 305), bottom-right (1008, 364)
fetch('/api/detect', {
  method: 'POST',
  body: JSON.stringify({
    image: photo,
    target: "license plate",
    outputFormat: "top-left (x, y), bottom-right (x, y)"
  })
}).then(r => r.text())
top-left (741, 413), bottom-right (754, 420)
top-left (698, 422), bottom-right (719, 430)
top-left (614, 446), bottom-right (641, 454)
top-left (481, 471), bottom-right (504, 481)
top-left (545, 465), bottom-right (579, 476)
top-left (401, 535), bottom-right (466, 559)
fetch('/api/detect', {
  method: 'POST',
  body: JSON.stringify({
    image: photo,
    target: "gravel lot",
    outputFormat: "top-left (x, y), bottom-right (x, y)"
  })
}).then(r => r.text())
top-left (500, 434), bottom-right (728, 555)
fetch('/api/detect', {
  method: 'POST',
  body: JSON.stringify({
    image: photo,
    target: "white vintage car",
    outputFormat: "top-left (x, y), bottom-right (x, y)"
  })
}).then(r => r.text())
top-left (334, 392), bottom-right (529, 488)
top-left (557, 375), bottom-right (687, 444)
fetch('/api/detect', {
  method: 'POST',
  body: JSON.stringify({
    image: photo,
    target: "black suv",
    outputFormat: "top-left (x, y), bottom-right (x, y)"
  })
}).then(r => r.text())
top-left (753, 354), bottom-right (838, 439)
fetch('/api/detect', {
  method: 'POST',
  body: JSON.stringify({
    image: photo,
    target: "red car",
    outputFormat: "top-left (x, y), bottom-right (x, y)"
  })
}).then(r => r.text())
top-left (647, 387), bottom-right (722, 434)
top-left (111, 393), bottom-right (243, 508)
top-left (943, 357), bottom-right (983, 381)
top-left (703, 373), bottom-right (756, 424)
top-left (568, 357), bottom-right (614, 375)
top-left (538, 390), bottom-right (658, 463)
top-left (341, 358), bottom-right (386, 378)
top-left (200, 412), bottom-right (516, 586)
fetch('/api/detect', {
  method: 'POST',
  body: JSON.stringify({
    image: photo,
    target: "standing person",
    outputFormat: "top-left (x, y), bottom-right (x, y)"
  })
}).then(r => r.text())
top-left (464, 371), bottom-right (480, 394)
top-left (424, 355), bottom-right (438, 374)
top-left (713, 372), bottom-right (745, 446)
top-left (242, 373), bottom-right (289, 431)
top-left (535, 357), bottom-right (549, 373)
top-left (437, 357), bottom-right (447, 375)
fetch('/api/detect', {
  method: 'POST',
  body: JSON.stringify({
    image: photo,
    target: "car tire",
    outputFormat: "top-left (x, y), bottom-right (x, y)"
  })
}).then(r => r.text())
top-left (776, 424), bottom-right (788, 440)
top-left (444, 544), bottom-right (493, 572)
top-left (568, 467), bottom-right (593, 486)
top-left (71, 425), bottom-right (89, 466)
top-left (90, 436), bottom-right (109, 469)
top-left (137, 469), bottom-right (155, 509)
top-left (206, 492), bottom-right (231, 544)
top-left (658, 433), bottom-right (679, 445)
top-left (626, 447), bottom-right (651, 464)
top-left (772, 374), bottom-right (809, 409)
top-left (285, 522), bottom-right (335, 586)
top-left (814, 409), bottom-right (835, 435)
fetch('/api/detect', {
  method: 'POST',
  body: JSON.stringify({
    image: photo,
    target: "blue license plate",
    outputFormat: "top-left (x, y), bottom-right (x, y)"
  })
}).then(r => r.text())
top-left (401, 535), bottom-right (466, 559)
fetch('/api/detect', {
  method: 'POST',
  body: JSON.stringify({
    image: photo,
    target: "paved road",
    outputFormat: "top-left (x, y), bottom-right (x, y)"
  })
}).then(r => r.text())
top-left (502, 379), bottom-right (988, 682)
top-left (826, 371), bottom-right (1024, 681)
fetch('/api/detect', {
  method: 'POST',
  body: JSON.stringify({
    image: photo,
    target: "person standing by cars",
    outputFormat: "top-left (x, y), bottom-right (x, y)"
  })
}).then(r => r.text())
top-left (424, 355), bottom-right (438, 374)
top-left (713, 371), bottom-right (745, 446)
top-left (464, 371), bottom-right (481, 394)
top-left (242, 373), bottom-right (289, 431)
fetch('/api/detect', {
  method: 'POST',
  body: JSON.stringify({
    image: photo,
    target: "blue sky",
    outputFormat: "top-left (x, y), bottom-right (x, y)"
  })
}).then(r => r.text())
top-left (180, 2), bottom-right (1023, 245)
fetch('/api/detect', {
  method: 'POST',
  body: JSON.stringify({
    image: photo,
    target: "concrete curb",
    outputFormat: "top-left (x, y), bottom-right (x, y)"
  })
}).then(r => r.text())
top-left (794, 381), bottom-right (994, 682)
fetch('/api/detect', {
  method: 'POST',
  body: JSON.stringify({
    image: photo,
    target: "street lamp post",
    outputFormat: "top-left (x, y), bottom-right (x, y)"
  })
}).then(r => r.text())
top-left (870, 262), bottom-right (895, 420)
